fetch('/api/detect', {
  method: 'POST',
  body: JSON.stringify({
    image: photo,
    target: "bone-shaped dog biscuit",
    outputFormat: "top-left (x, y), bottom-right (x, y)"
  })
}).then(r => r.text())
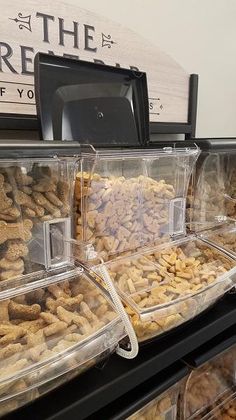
top-left (32, 192), bottom-right (61, 217)
top-left (14, 190), bottom-right (44, 217)
top-left (9, 300), bottom-right (41, 320)
top-left (32, 178), bottom-right (57, 192)
top-left (0, 174), bottom-right (12, 212)
top-left (0, 219), bottom-right (32, 245)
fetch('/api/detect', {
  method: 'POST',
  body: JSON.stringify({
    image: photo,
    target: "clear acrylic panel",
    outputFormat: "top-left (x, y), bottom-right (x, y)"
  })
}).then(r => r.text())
top-left (0, 158), bottom-right (75, 286)
top-left (0, 268), bottom-right (125, 416)
top-left (182, 344), bottom-right (236, 419)
top-left (93, 237), bottom-right (236, 342)
top-left (75, 147), bottom-right (199, 262)
top-left (127, 384), bottom-right (179, 420)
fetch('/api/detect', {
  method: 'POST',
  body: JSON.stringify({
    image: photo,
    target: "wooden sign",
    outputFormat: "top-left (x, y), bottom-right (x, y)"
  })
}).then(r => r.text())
top-left (0, 1), bottom-right (190, 124)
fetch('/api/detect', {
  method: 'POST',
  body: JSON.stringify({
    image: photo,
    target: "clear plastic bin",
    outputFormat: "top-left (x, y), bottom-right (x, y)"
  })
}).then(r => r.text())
top-left (224, 151), bottom-right (236, 219)
top-left (200, 224), bottom-right (236, 260)
top-left (93, 238), bottom-right (236, 342)
top-left (127, 384), bottom-right (179, 420)
top-left (0, 157), bottom-right (76, 285)
top-left (187, 151), bottom-right (227, 232)
top-left (182, 344), bottom-right (236, 419)
top-left (0, 267), bottom-right (125, 416)
top-left (187, 145), bottom-right (236, 259)
top-left (75, 147), bottom-right (199, 262)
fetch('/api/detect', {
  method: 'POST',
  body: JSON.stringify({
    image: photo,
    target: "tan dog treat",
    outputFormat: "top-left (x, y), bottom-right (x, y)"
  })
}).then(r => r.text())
top-left (56, 306), bottom-right (75, 325)
top-left (9, 379), bottom-right (27, 395)
top-left (5, 240), bottom-right (28, 261)
top-left (14, 167), bottom-right (33, 186)
top-left (64, 333), bottom-right (83, 343)
top-left (57, 306), bottom-right (92, 334)
top-left (27, 329), bottom-right (45, 347)
top-left (80, 301), bottom-right (98, 323)
top-left (13, 295), bottom-right (27, 305)
top-left (19, 318), bottom-right (45, 333)
top-left (9, 300), bottom-right (41, 320)
top-left (52, 339), bottom-right (74, 353)
top-left (23, 208), bottom-right (36, 218)
top-left (0, 343), bottom-right (23, 360)
top-left (43, 321), bottom-right (67, 337)
top-left (0, 359), bottom-right (29, 384)
top-left (58, 180), bottom-right (70, 205)
top-left (32, 192), bottom-right (61, 217)
top-left (14, 190), bottom-right (45, 217)
top-left (0, 269), bottom-right (24, 281)
top-left (41, 215), bottom-right (53, 222)
top-left (28, 343), bottom-right (47, 362)
top-left (48, 284), bottom-right (69, 299)
top-left (38, 348), bottom-right (57, 362)
top-left (0, 207), bottom-right (21, 221)
top-left (26, 330), bottom-right (47, 361)
top-left (33, 178), bottom-right (57, 192)
top-left (0, 174), bottom-right (13, 212)
top-left (21, 186), bottom-right (32, 195)
top-left (95, 303), bottom-right (108, 317)
top-left (40, 312), bottom-right (59, 324)
top-left (0, 327), bottom-right (26, 345)
top-left (54, 295), bottom-right (84, 311)
top-left (0, 324), bottom-right (23, 335)
top-left (0, 257), bottom-right (24, 271)
top-left (60, 280), bottom-right (72, 296)
top-left (0, 219), bottom-right (33, 245)
top-left (45, 297), bottom-right (58, 313)
top-left (0, 300), bottom-right (9, 321)
top-left (66, 324), bottom-right (77, 334)
top-left (45, 192), bottom-right (63, 208)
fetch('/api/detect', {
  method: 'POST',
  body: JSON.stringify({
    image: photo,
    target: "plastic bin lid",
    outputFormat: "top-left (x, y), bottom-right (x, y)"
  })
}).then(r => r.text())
top-left (0, 140), bottom-right (81, 158)
top-left (180, 138), bottom-right (236, 152)
top-left (35, 53), bottom-right (149, 147)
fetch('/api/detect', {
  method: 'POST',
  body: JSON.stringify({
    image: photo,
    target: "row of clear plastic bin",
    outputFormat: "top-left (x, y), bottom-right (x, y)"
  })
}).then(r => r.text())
top-left (127, 343), bottom-right (236, 420)
top-left (0, 142), bottom-right (236, 416)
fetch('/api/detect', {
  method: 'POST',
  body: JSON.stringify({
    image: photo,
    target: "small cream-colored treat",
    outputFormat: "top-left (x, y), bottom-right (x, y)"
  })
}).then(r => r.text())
top-left (75, 172), bottom-right (175, 260)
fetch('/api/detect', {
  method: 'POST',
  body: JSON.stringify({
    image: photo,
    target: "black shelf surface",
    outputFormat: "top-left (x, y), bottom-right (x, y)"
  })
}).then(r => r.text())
top-left (4, 294), bottom-right (236, 420)
top-left (88, 362), bottom-right (188, 420)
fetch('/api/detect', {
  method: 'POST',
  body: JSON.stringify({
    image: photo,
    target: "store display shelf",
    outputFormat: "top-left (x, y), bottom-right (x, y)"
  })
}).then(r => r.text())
top-left (3, 293), bottom-right (236, 420)
top-left (88, 362), bottom-right (188, 420)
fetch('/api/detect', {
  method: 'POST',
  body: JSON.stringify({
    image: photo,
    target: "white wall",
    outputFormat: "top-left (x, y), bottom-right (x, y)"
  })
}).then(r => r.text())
top-left (65, 0), bottom-right (236, 138)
